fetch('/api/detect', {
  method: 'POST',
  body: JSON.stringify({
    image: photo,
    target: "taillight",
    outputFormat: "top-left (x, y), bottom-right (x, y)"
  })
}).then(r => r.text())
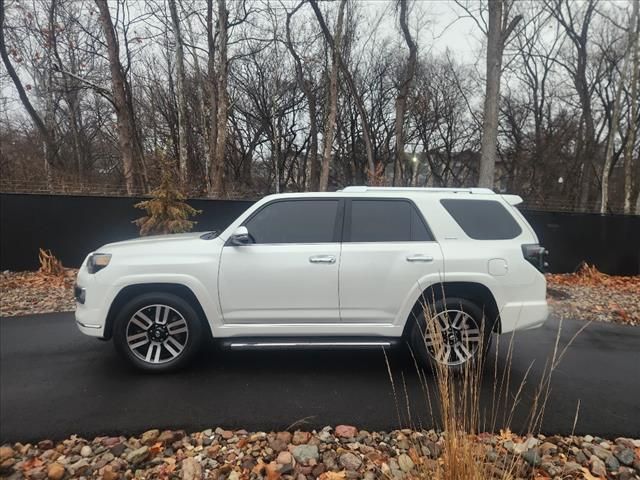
top-left (521, 244), bottom-right (549, 272)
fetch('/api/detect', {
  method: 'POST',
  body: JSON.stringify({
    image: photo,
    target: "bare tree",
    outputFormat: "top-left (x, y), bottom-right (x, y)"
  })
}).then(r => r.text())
top-left (317, 0), bottom-right (345, 191)
top-left (210, 0), bottom-right (229, 195)
top-left (95, 0), bottom-right (142, 194)
top-left (457, 0), bottom-right (522, 188)
top-left (600, 0), bottom-right (637, 213)
top-left (168, 0), bottom-right (189, 185)
top-left (310, 0), bottom-right (376, 182)
top-left (623, 0), bottom-right (640, 214)
top-left (545, 0), bottom-right (598, 210)
top-left (392, 0), bottom-right (418, 186)
top-left (284, 1), bottom-right (320, 191)
top-left (0, 0), bottom-right (56, 182)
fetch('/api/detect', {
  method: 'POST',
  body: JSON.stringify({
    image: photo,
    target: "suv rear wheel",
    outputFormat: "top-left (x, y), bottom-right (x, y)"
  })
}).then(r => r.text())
top-left (409, 297), bottom-right (493, 370)
top-left (113, 292), bottom-right (203, 372)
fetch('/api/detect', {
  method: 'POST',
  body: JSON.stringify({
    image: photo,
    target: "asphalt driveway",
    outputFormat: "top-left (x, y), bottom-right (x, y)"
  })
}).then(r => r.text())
top-left (1, 312), bottom-right (639, 442)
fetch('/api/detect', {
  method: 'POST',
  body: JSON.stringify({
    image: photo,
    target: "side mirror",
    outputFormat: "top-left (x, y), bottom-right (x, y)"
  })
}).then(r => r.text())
top-left (230, 226), bottom-right (251, 246)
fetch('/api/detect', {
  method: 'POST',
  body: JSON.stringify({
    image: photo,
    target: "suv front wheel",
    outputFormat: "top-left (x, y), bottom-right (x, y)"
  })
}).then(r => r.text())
top-left (113, 292), bottom-right (204, 372)
top-left (410, 297), bottom-right (493, 370)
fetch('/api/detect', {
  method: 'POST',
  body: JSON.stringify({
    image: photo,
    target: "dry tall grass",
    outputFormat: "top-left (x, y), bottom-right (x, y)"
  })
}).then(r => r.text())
top-left (385, 297), bottom-right (589, 480)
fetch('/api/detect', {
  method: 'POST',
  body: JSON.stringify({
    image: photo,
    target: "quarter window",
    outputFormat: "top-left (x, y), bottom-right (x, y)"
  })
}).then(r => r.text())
top-left (440, 199), bottom-right (522, 240)
top-left (348, 200), bottom-right (433, 242)
top-left (245, 200), bottom-right (339, 244)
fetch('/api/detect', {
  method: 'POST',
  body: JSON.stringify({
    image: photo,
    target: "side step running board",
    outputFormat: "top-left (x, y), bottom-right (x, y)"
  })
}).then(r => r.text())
top-left (221, 337), bottom-right (401, 350)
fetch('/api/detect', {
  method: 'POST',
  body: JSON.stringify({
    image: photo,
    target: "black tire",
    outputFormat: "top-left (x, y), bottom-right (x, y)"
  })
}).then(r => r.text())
top-left (113, 292), bottom-right (204, 372)
top-left (409, 296), bottom-right (493, 372)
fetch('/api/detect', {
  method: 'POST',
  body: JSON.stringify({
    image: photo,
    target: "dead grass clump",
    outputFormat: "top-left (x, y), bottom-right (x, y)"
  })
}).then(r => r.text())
top-left (384, 295), bottom-right (590, 480)
top-left (38, 248), bottom-right (65, 277)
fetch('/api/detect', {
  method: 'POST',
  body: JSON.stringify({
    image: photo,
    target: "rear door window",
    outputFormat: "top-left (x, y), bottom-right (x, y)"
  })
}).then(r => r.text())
top-left (440, 199), bottom-right (522, 240)
top-left (348, 199), bottom-right (433, 242)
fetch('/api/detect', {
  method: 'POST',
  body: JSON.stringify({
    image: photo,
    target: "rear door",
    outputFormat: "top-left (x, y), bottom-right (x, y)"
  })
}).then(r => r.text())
top-left (218, 198), bottom-right (344, 324)
top-left (339, 198), bottom-right (444, 324)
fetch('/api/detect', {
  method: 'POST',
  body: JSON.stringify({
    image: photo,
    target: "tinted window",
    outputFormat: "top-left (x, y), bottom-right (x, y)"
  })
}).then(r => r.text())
top-left (440, 199), bottom-right (522, 240)
top-left (245, 200), bottom-right (338, 244)
top-left (349, 200), bottom-right (433, 242)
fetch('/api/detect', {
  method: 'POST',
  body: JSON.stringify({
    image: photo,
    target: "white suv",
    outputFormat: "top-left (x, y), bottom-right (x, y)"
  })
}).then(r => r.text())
top-left (75, 187), bottom-right (548, 372)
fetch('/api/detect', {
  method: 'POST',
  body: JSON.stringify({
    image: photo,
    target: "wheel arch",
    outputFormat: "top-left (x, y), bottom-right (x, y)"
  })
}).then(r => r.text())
top-left (402, 281), bottom-right (501, 337)
top-left (103, 283), bottom-right (211, 340)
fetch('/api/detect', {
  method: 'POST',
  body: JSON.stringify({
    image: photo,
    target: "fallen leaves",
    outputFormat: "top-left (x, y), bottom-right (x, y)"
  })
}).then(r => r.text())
top-left (0, 269), bottom-right (77, 317)
top-left (547, 263), bottom-right (640, 326)
top-left (547, 262), bottom-right (639, 294)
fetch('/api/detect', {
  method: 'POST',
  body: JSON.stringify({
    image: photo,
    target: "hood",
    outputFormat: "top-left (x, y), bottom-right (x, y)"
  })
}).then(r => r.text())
top-left (99, 232), bottom-right (214, 252)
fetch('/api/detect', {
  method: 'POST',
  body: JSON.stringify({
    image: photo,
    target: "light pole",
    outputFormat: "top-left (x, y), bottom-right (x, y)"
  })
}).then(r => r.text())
top-left (412, 156), bottom-right (419, 187)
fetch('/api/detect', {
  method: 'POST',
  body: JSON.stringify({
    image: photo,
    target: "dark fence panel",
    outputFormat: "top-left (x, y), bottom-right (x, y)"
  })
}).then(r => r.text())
top-left (521, 210), bottom-right (640, 276)
top-left (0, 193), bottom-right (253, 271)
top-left (1, 193), bottom-right (638, 274)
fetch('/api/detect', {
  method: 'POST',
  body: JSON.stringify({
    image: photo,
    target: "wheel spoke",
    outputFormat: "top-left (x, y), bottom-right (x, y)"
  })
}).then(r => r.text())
top-left (167, 319), bottom-right (188, 335)
top-left (129, 337), bottom-right (149, 350)
top-left (155, 305), bottom-right (170, 325)
top-left (127, 331), bottom-right (149, 350)
top-left (438, 344), bottom-right (451, 363)
top-left (164, 336), bottom-right (184, 358)
top-left (131, 312), bottom-right (153, 330)
top-left (451, 311), bottom-right (464, 329)
top-left (454, 342), bottom-right (472, 362)
top-left (461, 328), bottom-right (481, 343)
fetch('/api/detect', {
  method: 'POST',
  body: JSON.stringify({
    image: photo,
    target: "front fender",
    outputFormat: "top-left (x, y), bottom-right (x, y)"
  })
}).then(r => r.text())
top-left (110, 273), bottom-right (223, 335)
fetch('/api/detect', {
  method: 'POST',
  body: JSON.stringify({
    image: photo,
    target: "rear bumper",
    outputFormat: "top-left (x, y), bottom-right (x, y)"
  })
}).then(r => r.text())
top-left (499, 300), bottom-right (548, 333)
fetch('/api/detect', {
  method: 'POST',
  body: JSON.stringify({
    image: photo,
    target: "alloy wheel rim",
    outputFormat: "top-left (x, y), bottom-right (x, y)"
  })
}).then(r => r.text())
top-left (126, 304), bottom-right (189, 364)
top-left (424, 309), bottom-right (482, 366)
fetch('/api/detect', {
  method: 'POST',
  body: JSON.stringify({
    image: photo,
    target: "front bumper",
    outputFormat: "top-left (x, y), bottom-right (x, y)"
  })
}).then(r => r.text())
top-left (75, 305), bottom-right (107, 337)
top-left (74, 266), bottom-right (110, 338)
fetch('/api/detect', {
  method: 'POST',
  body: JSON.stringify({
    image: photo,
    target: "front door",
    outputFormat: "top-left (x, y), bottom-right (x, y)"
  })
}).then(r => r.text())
top-left (339, 198), bottom-right (444, 324)
top-left (218, 198), bottom-right (343, 324)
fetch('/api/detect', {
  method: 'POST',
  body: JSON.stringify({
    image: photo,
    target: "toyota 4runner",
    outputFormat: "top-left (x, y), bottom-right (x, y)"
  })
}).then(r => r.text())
top-left (75, 187), bottom-right (548, 371)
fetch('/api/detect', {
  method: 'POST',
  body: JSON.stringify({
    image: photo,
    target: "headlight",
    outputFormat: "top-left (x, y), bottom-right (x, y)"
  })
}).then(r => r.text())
top-left (87, 253), bottom-right (112, 273)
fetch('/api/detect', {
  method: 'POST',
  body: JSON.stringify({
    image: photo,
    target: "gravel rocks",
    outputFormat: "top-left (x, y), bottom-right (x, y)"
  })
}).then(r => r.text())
top-left (1, 429), bottom-right (639, 480)
top-left (335, 425), bottom-right (358, 439)
top-left (292, 445), bottom-right (319, 464)
top-left (46, 462), bottom-right (65, 480)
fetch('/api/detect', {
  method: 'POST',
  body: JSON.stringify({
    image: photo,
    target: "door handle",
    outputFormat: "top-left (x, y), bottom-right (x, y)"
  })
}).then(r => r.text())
top-left (309, 255), bottom-right (336, 264)
top-left (406, 254), bottom-right (434, 263)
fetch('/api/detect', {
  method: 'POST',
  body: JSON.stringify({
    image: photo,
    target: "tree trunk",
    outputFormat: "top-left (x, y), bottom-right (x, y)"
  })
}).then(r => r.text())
top-left (206, 0), bottom-right (218, 195)
top-left (624, 0), bottom-right (639, 214)
top-left (211, 0), bottom-right (228, 196)
top-left (168, 0), bottom-right (190, 187)
top-left (318, 0), bottom-right (346, 192)
top-left (478, 1), bottom-right (522, 189)
top-left (600, 10), bottom-right (634, 214)
top-left (309, 0), bottom-right (376, 182)
top-left (392, 0), bottom-right (418, 186)
top-left (478, 0), bottom-right (504, 188)
top-left (95, 0), bottom-right (139, 194)
top-left (285, 3), bottom-right (320, 191)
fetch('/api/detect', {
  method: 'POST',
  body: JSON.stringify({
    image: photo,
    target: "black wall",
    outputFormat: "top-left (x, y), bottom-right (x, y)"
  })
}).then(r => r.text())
top-left (0, 193), bottom-right (253, 271)
top-left (1, 193), bottom-right (638, 274)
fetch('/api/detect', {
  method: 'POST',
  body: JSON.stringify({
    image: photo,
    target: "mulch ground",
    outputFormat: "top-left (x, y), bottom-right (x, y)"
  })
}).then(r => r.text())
top-left (0, 269), bottom-right (76, 317)
top-left (1, 265), bottom-right (638, 326)
top-left (547, 264), bottom-right (640, 326)
top-left (1, 427), bottom-right (639, 480)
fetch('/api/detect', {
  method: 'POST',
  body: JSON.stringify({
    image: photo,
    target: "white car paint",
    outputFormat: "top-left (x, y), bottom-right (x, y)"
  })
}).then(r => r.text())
top-left (75, 187), bottom-right (548, 342)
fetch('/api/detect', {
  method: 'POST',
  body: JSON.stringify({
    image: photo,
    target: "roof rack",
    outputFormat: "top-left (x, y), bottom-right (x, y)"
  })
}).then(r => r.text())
top-left (340, 186), bottom-right (495, 194)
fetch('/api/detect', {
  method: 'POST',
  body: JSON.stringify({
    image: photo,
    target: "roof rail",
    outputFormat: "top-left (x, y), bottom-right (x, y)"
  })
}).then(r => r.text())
top-left (340, 186), bottom-right (495, 194)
